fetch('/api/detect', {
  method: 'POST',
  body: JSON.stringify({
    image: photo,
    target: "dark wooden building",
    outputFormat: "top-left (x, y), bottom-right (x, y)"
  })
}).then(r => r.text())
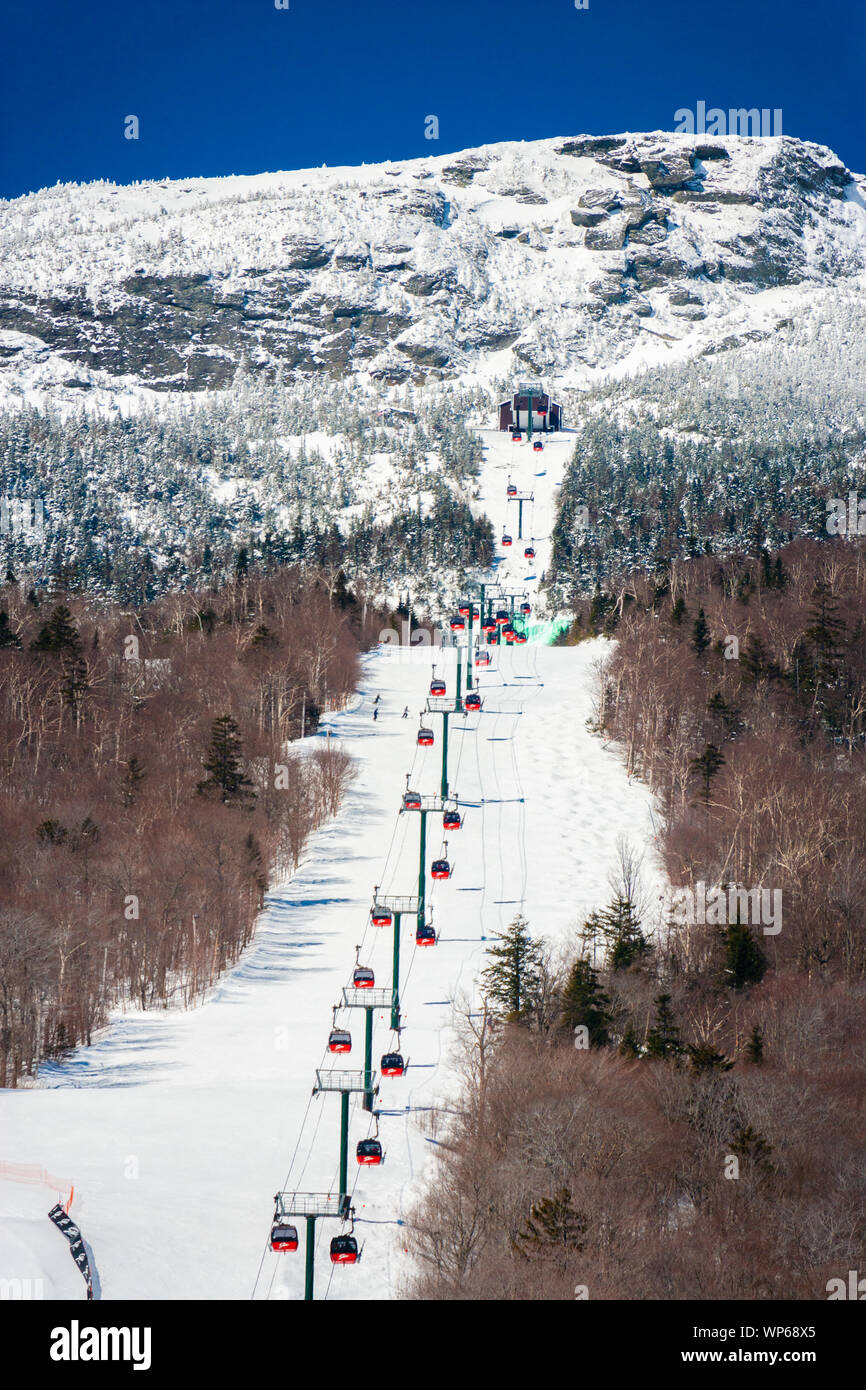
top-left (499, 381), bottom-right (562, 433)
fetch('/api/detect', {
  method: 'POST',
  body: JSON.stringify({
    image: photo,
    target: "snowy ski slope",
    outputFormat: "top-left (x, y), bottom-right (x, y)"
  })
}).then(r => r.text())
top-left (0, 427), bottom-right (660, 1300)
top-left (0, 640), bottom-right (658, 1301)
top-left (473, 423), bottom-right (575, 618)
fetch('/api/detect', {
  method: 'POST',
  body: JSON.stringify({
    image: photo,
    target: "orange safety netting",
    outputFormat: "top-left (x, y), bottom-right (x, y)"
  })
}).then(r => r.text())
top-left (0, 1161), bottom-right (73, 1210)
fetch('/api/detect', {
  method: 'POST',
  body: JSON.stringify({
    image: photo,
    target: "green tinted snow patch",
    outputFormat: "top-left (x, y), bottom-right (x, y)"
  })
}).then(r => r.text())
top-left (527, 617), bottom-right (571, 645)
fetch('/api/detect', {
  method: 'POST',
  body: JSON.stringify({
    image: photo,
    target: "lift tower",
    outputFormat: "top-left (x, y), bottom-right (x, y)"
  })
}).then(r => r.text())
top-left (272, 1191), bottom-right (351, 1302)
top-left (313, 1067), bottom-right (378, 1204)
top-left (341, 983), bottom-right (396, 1110)
top-left (401, 792), bottom-right (449, 936)
top-left (370, 892), bottom-right (420, 1030)
top-left (507, 491), bottom-right (534, 541)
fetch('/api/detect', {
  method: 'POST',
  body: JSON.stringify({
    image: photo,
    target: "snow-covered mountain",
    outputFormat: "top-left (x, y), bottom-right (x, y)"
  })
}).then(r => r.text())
top-left (1, 132), bottom-right (865, 403)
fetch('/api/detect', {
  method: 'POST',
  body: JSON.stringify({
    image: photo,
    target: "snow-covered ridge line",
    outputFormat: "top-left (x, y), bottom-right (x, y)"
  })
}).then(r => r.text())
top-left (1, 130), bottom-right (852, 210)
top-left (1, 131), bottom-right (863, 404)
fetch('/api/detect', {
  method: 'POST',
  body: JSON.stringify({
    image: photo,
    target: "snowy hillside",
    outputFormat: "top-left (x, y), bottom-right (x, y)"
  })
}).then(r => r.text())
top-left (4, 131), bottom-right (865, 613)
top-left (1, 132), bottom-right (864, 406)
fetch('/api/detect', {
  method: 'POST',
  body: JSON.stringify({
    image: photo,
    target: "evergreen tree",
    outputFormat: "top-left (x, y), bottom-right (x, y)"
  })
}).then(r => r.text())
top-left (723, 920), bottom-right (767, 990)
top-left (121, 756), bottom-right (146, 808)
top-left (249, 623), bottom-right (278, 649)
top-left (481, 914), bottom-right (544, 1022)
top-left (588, 584), bottom-right (614, 635)
top-left (0, 610), bottom-right (21, 648)
top-left (578, 909), bottom-right (603, 959)
top-left (619, 1022), bottom-right (641, 1058)
top-left (802, 579), bottom-right (847, 729)
top-left (708, 691), bottom-right (743, 738)
top-left (804, 579), bottom-right (845, 682)
top-left (595, 893), bottom-right (649, 972)
top-left (60, 652), bottom-right (88, 712)
top-left (644, 993), bottom-right (683, 1060)
top-left (760, 548), bottom-right (774, 589)
top-left (194, 607), bottom-right (217, 635)
top-left (740, 633), bottom-right (770, 683)
top-left (30, 604), bottom-right (81, 655)
top-left (729, 1124), bottom-right (775, 1179)
top-left (687, 1041), bottom-right (734, 1074)
top-left (333, 569), bottom-right (354, 610)
top-left (559, 957), bottom-right (612, 1047)
top-left (513, 1187), bottom-right (587, 1264)
top-left (744, 1023), bottom-right (764, 1064)
top-left (72, 816), bottom-right (99, 850)
top-left (692, 607), bottom-right (711, 657)
top-left (245, 831), bottom-right (268, 902)
top-left (735, 566), bottom-right (754, 605)
top-left (670, 595), bottom-right (687, 625)
top-left (36, 819), bottom-right (68, 845)
top-left (197, 715), bottom-right (256, 804)
top-left (690, 742), bottom-right (725, 807)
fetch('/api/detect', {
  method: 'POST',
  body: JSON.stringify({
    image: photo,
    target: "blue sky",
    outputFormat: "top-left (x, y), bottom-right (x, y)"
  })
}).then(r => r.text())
top-left (1, 0), bottom-right (864, 198)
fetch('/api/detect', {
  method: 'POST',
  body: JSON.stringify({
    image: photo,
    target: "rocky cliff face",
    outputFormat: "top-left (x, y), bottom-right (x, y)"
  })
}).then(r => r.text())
top-left (0, 132), bottom-right (864, 399)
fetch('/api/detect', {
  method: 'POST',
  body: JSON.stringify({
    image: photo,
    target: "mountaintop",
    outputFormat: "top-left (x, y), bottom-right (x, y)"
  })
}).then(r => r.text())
top-left (1, 131), bottom-right (864, 407)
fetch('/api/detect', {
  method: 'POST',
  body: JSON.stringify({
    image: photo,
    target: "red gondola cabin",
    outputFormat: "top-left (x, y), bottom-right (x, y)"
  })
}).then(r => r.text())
top-left (380, 1052), bottom-right (405, 1077)
top-left (403, 791), bottom-right (422, 810)
top-left (270, 1223), bottom-right (299, 1252)
top-left (430, 677), bottom-right (446, 696)
top-left (353, 966), bottom-right (374, 988)
top-left (356, 1138), bottom-right (384, 1165)
top-left (501, 534), bottom-right (512, 547)
top-left (524, 546), bottom-right (536, 559)
top-left (507, 483), bottom-right (518, 497)
top-left (431, 859), bottom-right (451, 880)
top-left (371, 905), bottom-right (392, 927)
top-left (449, 615), bottom-right (465, 631)
top-left (330, 1235), bottom-right (359, 1264)
top-left (416, 924), bottom-right (436, 946)
top-left (464, 692), bottom-right (481, 711)
top-left (443, 810), bottom-right (462, 830)
top-left (328, 1028), bottom-right (352, 1054)
top-left (417, 727), bottom-right (434, 747)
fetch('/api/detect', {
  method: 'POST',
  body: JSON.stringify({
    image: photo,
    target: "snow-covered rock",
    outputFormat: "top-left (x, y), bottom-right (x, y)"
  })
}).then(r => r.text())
top-left (1, 132), bottom-right (864, 399)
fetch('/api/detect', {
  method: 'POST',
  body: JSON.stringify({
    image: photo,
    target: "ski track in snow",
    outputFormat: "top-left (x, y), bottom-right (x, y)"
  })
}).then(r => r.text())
top-left (0, 431), bottom-right (661, 1301)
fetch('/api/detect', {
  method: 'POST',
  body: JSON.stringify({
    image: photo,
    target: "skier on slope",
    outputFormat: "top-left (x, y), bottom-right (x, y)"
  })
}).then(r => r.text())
top-left (373, 707), bottom-right (378, 722)
top-left (402, 706), bottom-right (409, 718)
